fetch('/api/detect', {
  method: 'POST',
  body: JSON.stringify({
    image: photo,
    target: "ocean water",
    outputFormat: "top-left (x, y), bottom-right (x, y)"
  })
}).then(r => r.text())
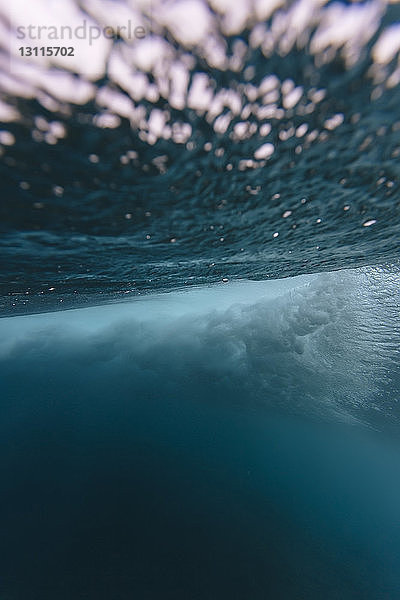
top-left (1, 0), bottom-right (400, 598)
top-left (1, 267), bottom-right (400, 598)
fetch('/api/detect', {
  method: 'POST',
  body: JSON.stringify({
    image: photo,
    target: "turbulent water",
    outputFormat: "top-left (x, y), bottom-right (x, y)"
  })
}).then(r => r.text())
top-left (1, 265), bottom-right (400, 426)
top-left (1, 0), bottom-right (400, 598)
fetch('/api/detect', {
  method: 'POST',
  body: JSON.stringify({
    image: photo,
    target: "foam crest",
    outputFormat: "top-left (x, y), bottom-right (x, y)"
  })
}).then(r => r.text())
top-left (1, 265), bottom-right (399, 426)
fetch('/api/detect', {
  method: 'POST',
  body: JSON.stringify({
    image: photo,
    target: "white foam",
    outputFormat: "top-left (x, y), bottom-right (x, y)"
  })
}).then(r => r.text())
top-left (1, 266), bottom-right (399, 425)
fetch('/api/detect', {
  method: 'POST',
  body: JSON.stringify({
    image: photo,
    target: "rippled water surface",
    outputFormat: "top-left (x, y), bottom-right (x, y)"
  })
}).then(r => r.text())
top-left (1, 0), bottom-right (400, 313)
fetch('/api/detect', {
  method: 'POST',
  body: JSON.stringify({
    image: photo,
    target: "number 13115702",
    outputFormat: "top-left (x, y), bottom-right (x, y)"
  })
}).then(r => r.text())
top-left (19, 47), bottom-right (75, 56)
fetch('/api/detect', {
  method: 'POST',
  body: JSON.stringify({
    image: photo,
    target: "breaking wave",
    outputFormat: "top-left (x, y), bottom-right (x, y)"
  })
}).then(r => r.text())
top-left (1, 264), bottom-right (399, 426)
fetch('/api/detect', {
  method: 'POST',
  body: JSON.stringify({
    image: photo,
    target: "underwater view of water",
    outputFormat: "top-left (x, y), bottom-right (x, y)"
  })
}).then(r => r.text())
top-left (1, 0), bottom-right (400, 597)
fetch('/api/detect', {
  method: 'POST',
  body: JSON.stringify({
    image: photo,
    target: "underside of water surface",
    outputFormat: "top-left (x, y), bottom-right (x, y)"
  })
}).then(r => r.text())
top-left (1, 0), bottom-right (400, 598)
top-left (0, 0), bottom-right (400, 313)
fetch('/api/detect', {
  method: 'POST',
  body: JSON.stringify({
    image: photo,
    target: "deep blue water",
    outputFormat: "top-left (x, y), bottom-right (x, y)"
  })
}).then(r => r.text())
top-left (1, 0), bottom-right (400, 597)
top-left (1, 270), bottom-right (400, 598)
